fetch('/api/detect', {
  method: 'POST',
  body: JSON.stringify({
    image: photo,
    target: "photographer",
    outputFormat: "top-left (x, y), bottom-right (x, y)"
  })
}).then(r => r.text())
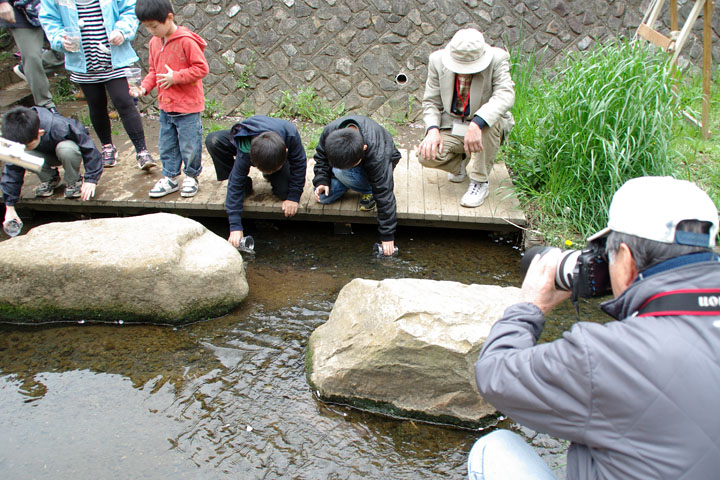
top-left (469, 176), bottom-right (720, 479)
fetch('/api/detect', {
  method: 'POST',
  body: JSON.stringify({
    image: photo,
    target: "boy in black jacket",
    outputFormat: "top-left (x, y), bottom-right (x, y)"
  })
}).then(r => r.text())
top-left (205, 115), bottom-right (306, 248)
top-left (313, 115), bottom-right (401, 256)
top-left (1, 106), bottom-right (103, 226)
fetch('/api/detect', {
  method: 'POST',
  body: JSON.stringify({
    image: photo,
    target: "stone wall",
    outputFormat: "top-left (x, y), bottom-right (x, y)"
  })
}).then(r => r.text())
top-left (134, 0), bottom-right (719, 120)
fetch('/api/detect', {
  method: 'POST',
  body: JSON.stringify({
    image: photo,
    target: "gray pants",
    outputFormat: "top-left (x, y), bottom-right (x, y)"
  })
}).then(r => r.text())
top-left (30, 140), bottom-right (83, 186)
top-left (11, 27), bottom-right (65, 108)
top-left (418, 121), bottom-right (503, 183)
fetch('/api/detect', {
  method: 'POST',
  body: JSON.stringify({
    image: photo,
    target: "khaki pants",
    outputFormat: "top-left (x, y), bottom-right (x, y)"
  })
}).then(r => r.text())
top-left (30, 140), bottom-right (83, 185)
top-left (418, 121), bottom-right (503, 183)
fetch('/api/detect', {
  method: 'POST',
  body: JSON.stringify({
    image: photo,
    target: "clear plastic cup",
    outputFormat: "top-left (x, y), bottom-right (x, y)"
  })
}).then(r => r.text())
top-left (126, 67), bottom-right (143, 96)
top-left (3, 219), bottom-right (23, 237)
top-left (237, 235), bottom-right (255, 254)
top-left (63, 27), bottom-right (81, 52)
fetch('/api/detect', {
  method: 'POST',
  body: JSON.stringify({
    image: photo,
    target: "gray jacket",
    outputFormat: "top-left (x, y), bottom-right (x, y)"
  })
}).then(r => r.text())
top-left (475, 257), bottom-right (720, 479)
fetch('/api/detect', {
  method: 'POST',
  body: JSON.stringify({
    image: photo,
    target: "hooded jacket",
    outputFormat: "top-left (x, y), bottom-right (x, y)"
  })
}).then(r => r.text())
top-left (1, 107), bottom-right (103, 206)
top-left (474, 256), bottom-right (720, 479)
top-left (312, 115), bottom-right (401, 241)
top-left (225, 116), bottom-right (307, 232)
top-left (141, 25), bottom-right (208, 114)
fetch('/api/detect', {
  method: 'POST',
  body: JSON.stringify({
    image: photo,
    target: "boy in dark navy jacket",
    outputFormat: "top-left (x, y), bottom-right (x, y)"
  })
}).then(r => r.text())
top-left (1, 106), bottom-right (103, 226)
top-left (205, 116), bottom-right (306, 248)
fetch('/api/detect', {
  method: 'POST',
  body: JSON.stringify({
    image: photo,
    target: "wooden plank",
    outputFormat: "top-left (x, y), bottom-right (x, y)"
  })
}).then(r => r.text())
top-left (702, 0), bottom-right (713, 139)
top-left (393, 148), bottom-right (409, 217)
top-left (437, 168), bottom-right (460, 222)
top-left (637, 23), bottom-right (672, 51)
top-left (422, 165), bottom-right (442, 221)
top-left (405, 149), bottom-right (425, 220)
top-left (8, 131), bottom-right (527, 231)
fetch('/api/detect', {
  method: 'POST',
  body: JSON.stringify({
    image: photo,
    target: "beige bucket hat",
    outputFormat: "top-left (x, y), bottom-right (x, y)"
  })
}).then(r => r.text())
top-left (441, 28), bottom-right (493, 74)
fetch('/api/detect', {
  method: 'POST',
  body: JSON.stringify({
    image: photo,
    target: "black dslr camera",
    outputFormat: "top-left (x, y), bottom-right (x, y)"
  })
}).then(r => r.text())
top-left (520, 238), bottom-right (612, 302)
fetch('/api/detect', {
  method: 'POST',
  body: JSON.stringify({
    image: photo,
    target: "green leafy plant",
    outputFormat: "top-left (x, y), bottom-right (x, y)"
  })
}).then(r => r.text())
top-left (52, 77), bottom-right (76, 104)
top-left (224, 54), bottom-right (256, 90)
top-left (272, 87), bottom-right (345, 124)
top-left (506, 41), bottom-right (681, 241)
top-left (203, 97), bottom-right (225, 119)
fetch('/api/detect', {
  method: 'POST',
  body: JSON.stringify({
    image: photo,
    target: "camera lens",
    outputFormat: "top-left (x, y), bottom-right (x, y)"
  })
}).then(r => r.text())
top-left (520, 246), bottom-right (581, 292)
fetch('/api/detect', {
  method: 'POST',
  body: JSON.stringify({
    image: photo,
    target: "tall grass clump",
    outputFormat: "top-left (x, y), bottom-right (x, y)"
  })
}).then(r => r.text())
top-left (272, 87), bottom-right (345, 124)
top-left (507, 41), bottom-right (681, 241)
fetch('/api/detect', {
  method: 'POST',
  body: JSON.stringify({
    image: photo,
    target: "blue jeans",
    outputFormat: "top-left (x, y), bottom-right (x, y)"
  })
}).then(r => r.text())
top-left (158, 111), bottom-right (203, 178)
top-left (317, 165), bottom-right (372, 204)
top-left (467, 430), bottom-right (558, 480)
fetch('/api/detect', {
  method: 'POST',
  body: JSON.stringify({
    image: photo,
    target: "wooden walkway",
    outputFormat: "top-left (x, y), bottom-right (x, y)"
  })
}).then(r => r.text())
top-left (10, 137), bottom-right (525, 231)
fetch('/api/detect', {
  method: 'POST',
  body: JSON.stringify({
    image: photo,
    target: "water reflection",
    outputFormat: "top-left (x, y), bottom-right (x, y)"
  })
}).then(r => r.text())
top-left (0, 216), bottom-right (607, 479)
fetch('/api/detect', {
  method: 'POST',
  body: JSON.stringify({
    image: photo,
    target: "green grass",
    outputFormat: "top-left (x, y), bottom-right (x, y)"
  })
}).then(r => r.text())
top-left (51, 77), bottom-right (76, 104)
top-left (271, 87), bottom-right (345, 124)
top-left (203, 97), bottom-right (225, 119)
top-left (506, 41), bottom-right (693, 244)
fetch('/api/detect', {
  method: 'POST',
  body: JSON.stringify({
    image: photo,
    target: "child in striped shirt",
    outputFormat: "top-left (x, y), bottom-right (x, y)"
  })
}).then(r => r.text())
top-left (39, 0), bottom-right (157, 170)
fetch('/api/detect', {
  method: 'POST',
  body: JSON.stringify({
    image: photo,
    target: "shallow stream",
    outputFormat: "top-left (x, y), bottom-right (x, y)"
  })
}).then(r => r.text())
top-left (0, 215), bottom-right (605, 479)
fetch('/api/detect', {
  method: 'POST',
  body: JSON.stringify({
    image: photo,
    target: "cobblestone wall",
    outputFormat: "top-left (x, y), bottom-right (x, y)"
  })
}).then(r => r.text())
top-left (134, 0), bottom-right (720, 120)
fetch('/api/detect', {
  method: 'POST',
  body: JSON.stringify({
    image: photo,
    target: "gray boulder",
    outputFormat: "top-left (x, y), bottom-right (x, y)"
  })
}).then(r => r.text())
top-left (306, 278), bottom-right (521, 427)
top-left (0, 213), bottom-right (248, 325)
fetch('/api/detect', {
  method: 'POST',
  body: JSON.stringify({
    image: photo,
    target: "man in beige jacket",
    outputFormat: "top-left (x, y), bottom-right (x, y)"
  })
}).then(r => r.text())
top-left (418, 28), bottom-right (514, 207)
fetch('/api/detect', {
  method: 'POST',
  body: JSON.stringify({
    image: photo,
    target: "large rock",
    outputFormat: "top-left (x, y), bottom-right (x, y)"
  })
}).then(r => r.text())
top-left (306, 278), bottom-right (521, 427)
top-left (0, 213), bottom-right (248, 325)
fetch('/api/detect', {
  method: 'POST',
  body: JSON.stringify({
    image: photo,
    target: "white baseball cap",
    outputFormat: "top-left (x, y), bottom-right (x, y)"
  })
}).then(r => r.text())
top-left (588, 176), bottom-right (719, 247)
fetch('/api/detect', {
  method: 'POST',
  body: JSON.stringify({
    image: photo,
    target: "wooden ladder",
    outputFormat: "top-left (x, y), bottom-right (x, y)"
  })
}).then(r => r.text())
top-left (635, 0), bottom-right (714, 138)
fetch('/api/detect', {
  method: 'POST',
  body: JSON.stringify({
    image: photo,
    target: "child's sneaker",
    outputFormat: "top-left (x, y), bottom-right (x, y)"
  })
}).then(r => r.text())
top-left (149, 177), bottom-right (179, 198)
top-left (181, 176), bottom-right (199, 197)
top-left (64, 178), bottom-right (83, 199)
top-left (35, 169), bottom-right (61, 197)
top-left (359, 193), bottom-right (376, 211)
top-left (137, 150), bottom-right (156, 170)
top-left (102, 144), bottom-right (118, 167)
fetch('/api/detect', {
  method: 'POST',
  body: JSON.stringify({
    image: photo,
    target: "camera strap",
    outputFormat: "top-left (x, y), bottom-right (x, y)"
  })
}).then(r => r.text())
top-left (636, 289), bottom-right (720, 317)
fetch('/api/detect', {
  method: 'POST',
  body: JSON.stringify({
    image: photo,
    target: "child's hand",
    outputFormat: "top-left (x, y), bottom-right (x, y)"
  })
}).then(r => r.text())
top-left (157, 65), bottom-right (176, 88)
top-left (129, 85), bottom-right (146, 97)
top-left (228, 230), bottom-right (243, 248)
top-left (108, 30), bottom-right (124, 45)
top-left (4, 206), bottom-right (19, 224)
top-left (314, 185), bottom-right (329, 202)
top-left (381, 240), bottom-right (395, 256)
top-left (0, 2), bottom-right (16, 23)
top-left (282, 200), bottom-right (298, 217)
top-left (80, 182), bottom-right (96, 201)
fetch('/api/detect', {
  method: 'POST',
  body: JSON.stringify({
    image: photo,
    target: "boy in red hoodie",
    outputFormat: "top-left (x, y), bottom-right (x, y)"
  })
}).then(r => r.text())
top-left (132, 0), bottom-right (209, 198)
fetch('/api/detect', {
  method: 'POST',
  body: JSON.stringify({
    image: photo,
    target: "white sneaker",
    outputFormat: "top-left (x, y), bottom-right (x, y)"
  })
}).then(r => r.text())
top-left (149, 177), bottom-right (179, 198)
top-left (460, 181), bottom-right (489, 207)
top-left (181, 176), bottom-right (199, 197)
top-left (448, 162), bottom-right (467, 183)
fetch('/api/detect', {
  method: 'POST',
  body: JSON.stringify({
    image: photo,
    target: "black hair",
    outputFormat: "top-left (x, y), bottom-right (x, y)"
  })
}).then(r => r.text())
top-left (324, 128), bottom-right (364, 169)
top-left (1, 106), bottom-right (40, 145)
top-left (135, 0), bottom-right (174, 23)
top-left (606, 220), bottom-right (714, 272)
top-left (250, 131), bottom-right (287, 173)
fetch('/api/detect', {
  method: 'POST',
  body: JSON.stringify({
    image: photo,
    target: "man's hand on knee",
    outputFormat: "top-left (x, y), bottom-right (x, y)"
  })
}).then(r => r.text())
top-left (418, 128), bottom-right (443, 162)
top-left (464, 122), bottom-right (483, 157)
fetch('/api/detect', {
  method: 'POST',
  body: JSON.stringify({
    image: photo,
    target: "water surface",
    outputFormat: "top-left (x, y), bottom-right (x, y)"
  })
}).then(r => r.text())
top-left (0, 216), bottom-right (603, 479)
